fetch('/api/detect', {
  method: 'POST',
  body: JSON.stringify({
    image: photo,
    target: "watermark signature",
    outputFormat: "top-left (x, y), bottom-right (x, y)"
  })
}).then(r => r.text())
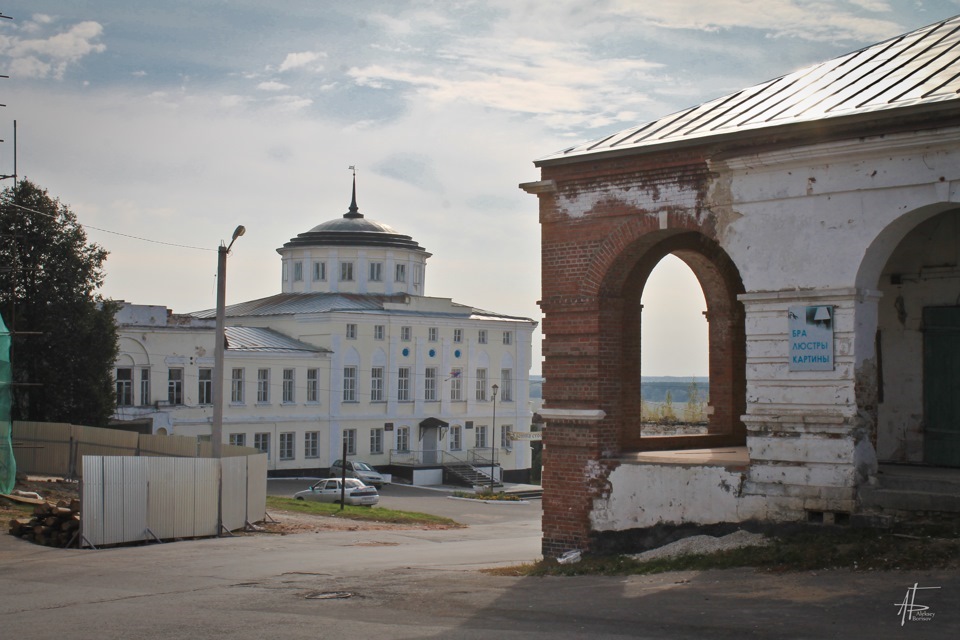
top-left (895, 583), bottom-right (940, 626)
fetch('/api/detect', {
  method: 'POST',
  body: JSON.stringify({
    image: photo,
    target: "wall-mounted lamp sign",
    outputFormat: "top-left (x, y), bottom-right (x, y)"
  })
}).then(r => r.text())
top-left (788, 305), bottom-right (834, 371)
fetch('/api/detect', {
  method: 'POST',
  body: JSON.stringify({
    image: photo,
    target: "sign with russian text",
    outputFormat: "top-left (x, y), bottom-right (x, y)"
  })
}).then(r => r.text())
top-left (508, 431), bottom-right (543, 441)
top-left (788, 305), bottom-right (834, 371)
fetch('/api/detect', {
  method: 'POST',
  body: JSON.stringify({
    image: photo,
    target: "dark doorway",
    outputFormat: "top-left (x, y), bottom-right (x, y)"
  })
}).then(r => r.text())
top-left (923, 306), bottom-right (960, 467)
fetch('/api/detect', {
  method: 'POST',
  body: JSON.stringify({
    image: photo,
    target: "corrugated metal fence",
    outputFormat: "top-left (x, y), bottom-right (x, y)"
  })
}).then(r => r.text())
top-left (80, 454), bottom-right (267, 548)
top-left (12, 421), bottom-right (256, 477)
top-left (12, 422), bottom-right (267, 548)
top-left (80, 453), bottom-right (267, 547)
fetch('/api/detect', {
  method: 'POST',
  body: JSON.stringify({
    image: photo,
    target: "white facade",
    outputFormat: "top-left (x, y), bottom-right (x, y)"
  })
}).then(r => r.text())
top-left (113, 189), bottom-right (538, 483)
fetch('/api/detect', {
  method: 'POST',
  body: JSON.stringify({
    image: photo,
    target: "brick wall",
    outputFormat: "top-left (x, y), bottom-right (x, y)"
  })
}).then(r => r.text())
top-left (536, 152), bottom-right (747, 556)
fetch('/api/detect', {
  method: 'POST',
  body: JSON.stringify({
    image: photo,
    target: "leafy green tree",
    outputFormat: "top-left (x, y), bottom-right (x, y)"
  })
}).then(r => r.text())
top-left (0, 179), bottom-right (118, 426)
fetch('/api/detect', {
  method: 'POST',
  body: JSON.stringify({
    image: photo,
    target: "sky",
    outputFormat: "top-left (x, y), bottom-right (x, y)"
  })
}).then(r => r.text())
top-left (1, 1), bottom-right (957, 377)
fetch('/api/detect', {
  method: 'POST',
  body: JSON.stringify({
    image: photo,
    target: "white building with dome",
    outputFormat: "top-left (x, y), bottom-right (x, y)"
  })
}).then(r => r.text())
top-left (111, 180), bottom-right (539, 485)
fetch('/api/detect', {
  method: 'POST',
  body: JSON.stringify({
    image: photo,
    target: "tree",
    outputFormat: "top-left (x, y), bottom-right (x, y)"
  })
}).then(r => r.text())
top-left (0, 179), bottom-right (119, 426)
top-left (659, 390), bottom-right (677, 423)
top-left (683, 379), bottom-right (705, 423)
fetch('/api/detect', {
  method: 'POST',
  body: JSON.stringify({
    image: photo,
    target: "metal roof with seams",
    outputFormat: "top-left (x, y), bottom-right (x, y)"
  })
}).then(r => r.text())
top-left (538, 14), bottom-right (960, 165)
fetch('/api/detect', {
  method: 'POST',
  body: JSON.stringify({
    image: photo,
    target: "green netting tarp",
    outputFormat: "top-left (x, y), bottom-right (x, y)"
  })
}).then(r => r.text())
top-left (0, 312), bottom-right (14, 494)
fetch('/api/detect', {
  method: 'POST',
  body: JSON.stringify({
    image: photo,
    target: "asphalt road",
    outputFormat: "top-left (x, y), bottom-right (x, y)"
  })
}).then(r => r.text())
top-left (2, 485), bottom-right (957, 639)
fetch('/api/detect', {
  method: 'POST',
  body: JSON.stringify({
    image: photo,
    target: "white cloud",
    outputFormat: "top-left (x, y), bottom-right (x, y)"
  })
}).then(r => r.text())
top-left (278, 51), bottom-right (325, 72)
top-left (1, 20), bottom-right (105, 79)
top-left (605, 0), bottom-right (901, 42)
top-left (257, 80), bottom-right (290, 91)
top-left (268, 95), bottom-right (313, 111)
top-left (348, 36), bottom-right (661, 130)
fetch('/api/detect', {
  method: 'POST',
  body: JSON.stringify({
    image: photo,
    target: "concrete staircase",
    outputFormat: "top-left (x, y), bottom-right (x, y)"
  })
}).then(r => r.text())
top-left (860, 464), bottom-right (960, 513)
top-left (444, 462), bottom-right (501, 488)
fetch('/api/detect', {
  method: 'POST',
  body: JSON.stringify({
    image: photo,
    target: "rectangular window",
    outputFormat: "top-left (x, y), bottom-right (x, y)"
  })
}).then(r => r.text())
top-left (450, 425), bottom-right (462, 451)
top-left (401, 326), bottom-right (412, 341)
top-left (340, 261), bottom-right (354, 281)
top-left (313, 261), bottom-right (326, 281)
top-left (343, 366), bottom-right (357, 402)
top-left (414, 265), bottom-right (422, 285)
top-left (374, 324), bottom-right (385, 340)
top-left (343, 429), bottom-right (357, 456)
top-left (478, 330), bottom-right (487, 344)
top-left (282, 262), bottom-right (289, 282)
top-left (168, 368), bottom-right (183, 405)
top-left (231, 368), bottom-right (244, 403)
top-left (428, 327), bottom-right (438, 342)
top-left (304, 431), bottom-right (319, 458)
top-left (307, 368), bottom-right (319, 403)
top-left (500, 368), bottom-right (513, 402)
top-left (140, 367), bottom-right (151, 406)
top-left (198, 368), bottom-right (213, 405)
top-left (370, 428), bottom-right (383, 455)
top-left (475, 368), bottom-right (487, 401)
top-left (370, 367), bottom-right (384, 401)
top-left (279, 432), bottom-right (295, 460)
top-left (396, 426), bottom-right (410, 452)
top-left (254, 432), bottom-right (270, 459)
top-left (229, 433), bottom-right (246, 447)
top-left (424, 367), bottom-right (437, 401)
top-left (293, 261), bottom-right (303, 282)
top-left (257, 368), bottom-right (270, 403)
top-left (450, 368), bottom-right (463, 401)
top-left (475, 425), bottom-right (487, 449)
top-left (346, 323), bottom-right (357, 339)
top-left (453, 329), bottom-right (463, 343)
top-left (115, 368), bottom-right (133, 407)
top-left (282, 368), bottom-right (295, 403)
top-left (398, 367), bottom-right (411, 401)
top-left (395, 263), bottom-right (406, 283)
top-left (501, 424), bottom-right (513, 449)
top-left (369, 261), bottom-right (383, 281)
top-left (503, 331), bottom-right (513, 345)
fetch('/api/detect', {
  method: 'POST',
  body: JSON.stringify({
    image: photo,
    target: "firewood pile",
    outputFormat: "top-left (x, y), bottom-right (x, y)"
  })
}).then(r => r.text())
top-left (8, 499), bottom-right (82, 547)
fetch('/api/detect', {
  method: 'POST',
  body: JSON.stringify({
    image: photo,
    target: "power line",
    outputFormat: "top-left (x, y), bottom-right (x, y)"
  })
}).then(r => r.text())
top-left (0, 198), bottom-right (215, 252)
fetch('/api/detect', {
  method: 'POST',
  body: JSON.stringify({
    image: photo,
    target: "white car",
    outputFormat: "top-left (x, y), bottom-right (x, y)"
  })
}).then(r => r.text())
top-left (293, 477), bottom-right (380, 506)
top-left (329, 459), bottom-right (385, 488)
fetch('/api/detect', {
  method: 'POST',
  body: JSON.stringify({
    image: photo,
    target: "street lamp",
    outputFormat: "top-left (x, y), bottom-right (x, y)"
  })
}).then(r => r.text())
top-left (490, 383), bottom-right (499, 492)
top-left (211, 225), bottom-right (245, 460)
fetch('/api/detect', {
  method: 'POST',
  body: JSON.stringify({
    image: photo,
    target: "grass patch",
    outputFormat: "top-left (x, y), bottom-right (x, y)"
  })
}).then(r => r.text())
top-left (487, 525), bottom-right (960, 577)
top-left (265, 495), bottom-right (460, 527)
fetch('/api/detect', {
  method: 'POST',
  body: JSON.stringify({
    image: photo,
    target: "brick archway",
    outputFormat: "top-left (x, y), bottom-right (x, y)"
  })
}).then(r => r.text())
top-left (607, 231), bottom-right (746, 451)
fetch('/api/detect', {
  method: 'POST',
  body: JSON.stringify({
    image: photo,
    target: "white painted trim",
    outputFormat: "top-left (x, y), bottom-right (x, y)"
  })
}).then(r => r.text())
top-left (538, 408), bottom-right (606, 421)
top-left (738, 288), bottom-right (882, 303)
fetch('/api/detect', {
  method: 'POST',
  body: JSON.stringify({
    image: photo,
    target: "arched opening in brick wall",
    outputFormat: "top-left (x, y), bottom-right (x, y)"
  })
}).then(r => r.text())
top-left (599, 230), bottom-right (746, 452)
top-left (858, 205), bottom-right (960, 468)
top-left (640, 255), bottom-right (709, 418)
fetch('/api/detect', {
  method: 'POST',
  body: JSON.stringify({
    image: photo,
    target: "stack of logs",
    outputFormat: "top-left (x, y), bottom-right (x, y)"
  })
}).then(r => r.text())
top-left (8, 500), bottom-right (81, 547)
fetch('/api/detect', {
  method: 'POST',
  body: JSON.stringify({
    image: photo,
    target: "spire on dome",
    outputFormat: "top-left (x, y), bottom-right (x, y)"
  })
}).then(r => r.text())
top-left (345, 166), bottom-right (363, 219)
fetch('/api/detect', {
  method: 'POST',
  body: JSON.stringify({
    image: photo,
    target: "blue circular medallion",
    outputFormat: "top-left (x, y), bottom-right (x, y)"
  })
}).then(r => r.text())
top-left (402, 347), bottom-right (410, 357)
top-left (454, 349), bottom-right (461, 358)
top-left (429, 348), bottom-right (436, 358)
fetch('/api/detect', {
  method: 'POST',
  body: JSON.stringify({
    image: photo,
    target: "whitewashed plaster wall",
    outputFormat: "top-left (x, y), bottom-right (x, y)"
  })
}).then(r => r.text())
top-left (591, 463), bottom-right (768, 530)
top-left (694, 128), bottom-right (960, 518)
